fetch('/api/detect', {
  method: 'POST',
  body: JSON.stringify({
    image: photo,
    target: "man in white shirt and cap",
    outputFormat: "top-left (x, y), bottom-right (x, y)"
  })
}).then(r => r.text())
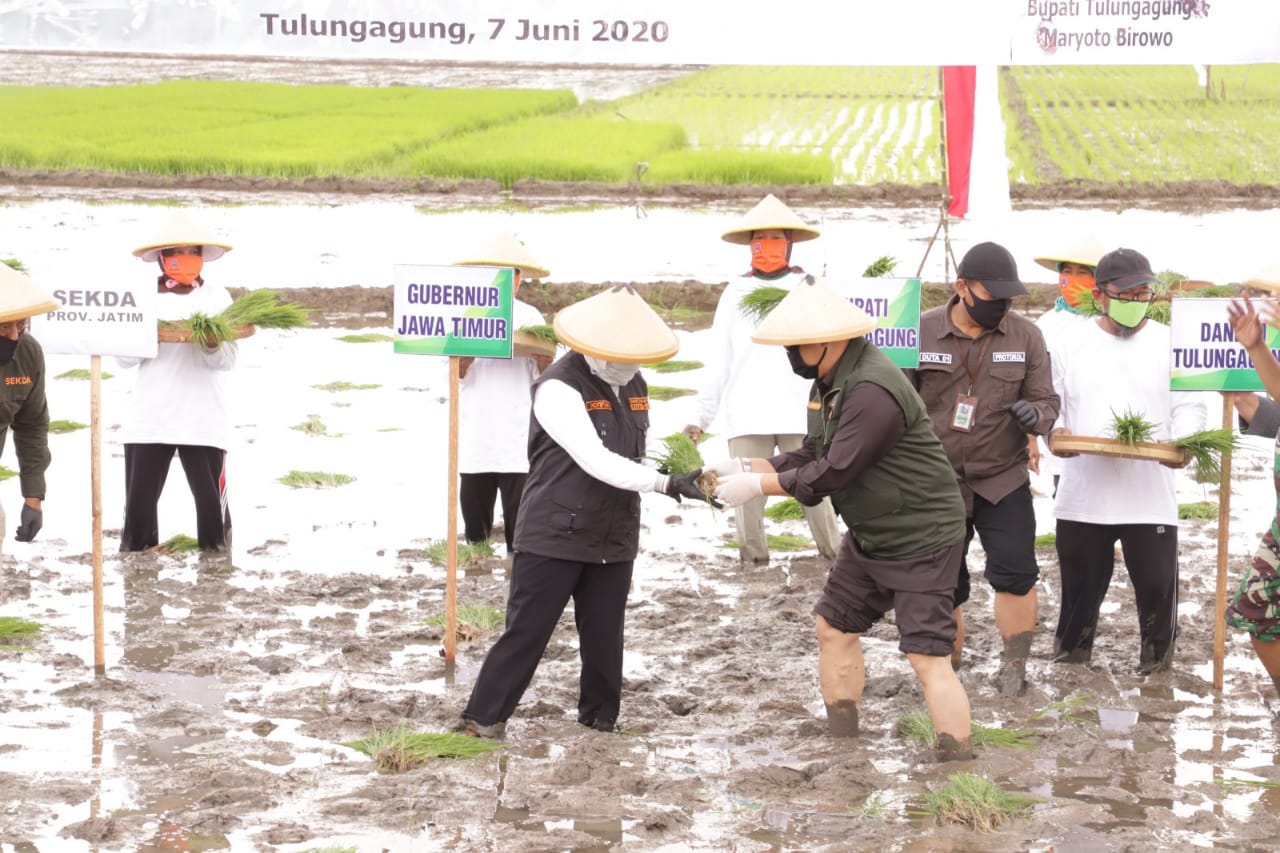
top-left (686, 194), bottom-right (840, 565)
top-left (453, 233), bottom-right (551, 556)
top-left (711, 277), bottom-right (973, 761)
top-left (0, 264), bottom-right (57, 559)
top-left (460, 284), bottom-right (714, 739)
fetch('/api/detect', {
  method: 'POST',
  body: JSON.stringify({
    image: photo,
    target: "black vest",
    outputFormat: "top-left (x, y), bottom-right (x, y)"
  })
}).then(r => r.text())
top-left (514, 352), bottom-right (650, 563)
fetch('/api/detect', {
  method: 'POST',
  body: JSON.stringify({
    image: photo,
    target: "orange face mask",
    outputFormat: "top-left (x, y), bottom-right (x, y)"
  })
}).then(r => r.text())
top-left (162, 254), bottom-right (204, 286)
top-left (1059, 271), bottom-right (1095, 308)
top-left (750, 237), bottom-right (789, 274)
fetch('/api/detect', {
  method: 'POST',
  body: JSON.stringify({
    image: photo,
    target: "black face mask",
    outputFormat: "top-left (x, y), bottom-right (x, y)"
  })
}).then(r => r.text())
top-left (0, 336), bottom-right (18, 365)
top-left (785, 344), bottom-right (825, 380)
top-left (963, 291), bottom-right (1011, 330)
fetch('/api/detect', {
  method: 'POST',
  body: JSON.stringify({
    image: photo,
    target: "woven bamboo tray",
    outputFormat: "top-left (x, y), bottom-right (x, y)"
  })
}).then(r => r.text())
top-left (513, 331), bottom-right (556, 359)
top-left (1051, 434), bottom-right (1186, 464)
top-left (157, 324), bottom-right (256, 344)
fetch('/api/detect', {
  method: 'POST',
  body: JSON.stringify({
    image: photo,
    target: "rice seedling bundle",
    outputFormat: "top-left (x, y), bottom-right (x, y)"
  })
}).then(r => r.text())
top-left (895, 710), bottom-right (1037, 749)
top-left (516, 324), bottom-right (558, 343)
top-left (1172, 427), bottom-right (1239, 482)
top-left (162, 290), bottom-right (309, 346)
top-left (765, 498), bottom-right (806, 521)
top-left (862, 256), bottom-right (897, 278)
top-left (344, 726), bottom-right (503, 773)
top-left (917, 772), bottom-right (1039, 832)
top-left (0, 616), bottom-right (41, 641)
top-left (649, 432), bottom-right (705, 476)
top-left (738, 286), bottom-right (788, 324)
top-left (1110, 407), bottom-right (1158, 446)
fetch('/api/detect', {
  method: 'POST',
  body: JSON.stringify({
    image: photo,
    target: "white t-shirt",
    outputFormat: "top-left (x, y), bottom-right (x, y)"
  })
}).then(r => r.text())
top-left (1051, 318), bottom-right (1206, 525)
top-left (694, 270), bottom-right (814, 439)
top-left (458, 298), bottom-right (545, 473)
top-left (116, 284), bottom-right (236, 450)
top-left (1035, 305), bottom-right (1092, 479)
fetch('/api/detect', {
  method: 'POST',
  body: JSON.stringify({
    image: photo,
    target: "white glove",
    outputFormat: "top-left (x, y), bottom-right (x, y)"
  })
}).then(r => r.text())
top-left (706, 458), bottom-right (745, 478)
top-left (715, 472), bottom-right (764, 508)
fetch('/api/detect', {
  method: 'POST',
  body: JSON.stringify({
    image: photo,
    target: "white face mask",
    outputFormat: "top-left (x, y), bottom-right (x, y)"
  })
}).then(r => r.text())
top-left (586, 355), bottom-right (640, 387)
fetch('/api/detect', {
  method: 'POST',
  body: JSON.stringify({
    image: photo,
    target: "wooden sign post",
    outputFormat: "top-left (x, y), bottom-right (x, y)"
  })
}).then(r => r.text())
top-left (1213, 396), bottom-right (1233, 690)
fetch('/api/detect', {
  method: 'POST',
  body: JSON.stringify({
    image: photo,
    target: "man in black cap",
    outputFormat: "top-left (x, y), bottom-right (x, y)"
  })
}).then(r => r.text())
top-left (907, 241), bottom-right (1059, 695)
top-left (1049, 248), bottom-right (1205, 674)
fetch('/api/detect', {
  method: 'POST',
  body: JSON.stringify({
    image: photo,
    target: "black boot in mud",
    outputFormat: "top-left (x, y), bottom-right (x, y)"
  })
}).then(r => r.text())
top-left (824, 700), bottom-right (859, 737)
top-left (934, 733), bottom-right (974, 762)
top-left (997, 631), bottom-right (1033, 696)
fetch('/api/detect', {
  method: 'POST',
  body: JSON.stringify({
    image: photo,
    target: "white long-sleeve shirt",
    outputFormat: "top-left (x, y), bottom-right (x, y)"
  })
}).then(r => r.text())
top-left (532, 377), bottom-right (664, 494)
top-left (116, 284), bottom-right (237, 450)
top-left (1035, 305), bottom-right (1092, 480)
top-left (1052, 318), bottom-right (1207, 525)
top-left (458, 298), bottom-right (545, 473)
top-left (694, 271), bottom-right (815, 439)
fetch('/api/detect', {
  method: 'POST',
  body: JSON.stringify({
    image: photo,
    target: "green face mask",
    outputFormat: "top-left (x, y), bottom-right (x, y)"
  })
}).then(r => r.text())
top-left (1106, 296), bottom-right (1149, 328)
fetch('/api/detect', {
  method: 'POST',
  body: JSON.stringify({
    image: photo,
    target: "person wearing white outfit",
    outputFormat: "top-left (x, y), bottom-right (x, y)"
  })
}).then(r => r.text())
top-left (1048, 248), bottom-right (1206, 674)
top-left (1030, 235), bottom-right (1104, 496)
top-left (118, 211), bottom-right (236, 553)
top-left (453, 233), bottom-right (551, 553)
top-left (685, 195), bottom-right (840, 564)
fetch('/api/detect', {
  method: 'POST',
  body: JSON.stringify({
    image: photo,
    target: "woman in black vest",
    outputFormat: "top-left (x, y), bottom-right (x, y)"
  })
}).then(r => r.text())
top-left (460, 284), bottom-right (711, 738)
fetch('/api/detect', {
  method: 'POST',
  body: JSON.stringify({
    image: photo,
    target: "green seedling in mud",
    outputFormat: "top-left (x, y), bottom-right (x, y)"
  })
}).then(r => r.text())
top-left (1110, 407), bottom-right (1158, 446)
top-left (647, 385), bottom-right (695, 401)
top-left (312, 381), bottom-right (380, 392)
top-left (291, 414), bottom-right (333, 436)
top-left (848, 792), bottom-right (889, 819)
top-left (343, 725), bottom-right (503, 773)
top-left (0, 465), bottom-right (15, 481)
top-left (56, 368), bottom-right (113, 381)
top-left (423, 604), bottom-right (505, 642)
top-left (423, 539), bottom-right (495, 568)
top-left (896, 711), bottom-right (1037, 749)
top-left (1030, 691), bottom-right (1095, 725)
top-left (765, 498), bottom-right (806, 521)
top-left (1217, 777), bottom-right (1280, 789)
top-left (913, 772), bottom-right (1039, 832)
top-left (335, 333), bottom-right (392, 343)
top-left (376, 427), bottom-right (405, 432)
top-left (156, 534), bottom-right (200, 554)
top-left (722, 533), bottom-right (813, 552)
top-left (277, 470), bottom-right (355, 489)
top-left (1179, 501), bottom-right (1218, 521)
top-left (48, 419), bottom-right (88, 434)
top-left (2, 258), bottom-right (27, 273)
top-left (1173, 428), bottom-right (1239, 483)
top-left (1033, 532), bottom-right (1056, 548)
top-left (643, 359), bottom-right (703, 374)
top-left (0, 616), bottom-right (41, 644)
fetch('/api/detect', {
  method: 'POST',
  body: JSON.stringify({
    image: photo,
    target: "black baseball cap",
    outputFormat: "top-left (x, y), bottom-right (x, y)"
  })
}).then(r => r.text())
top-left (956, 241), bottom-right (1027, 298)
top-left (1095, 248), bottom-right (1158, 291)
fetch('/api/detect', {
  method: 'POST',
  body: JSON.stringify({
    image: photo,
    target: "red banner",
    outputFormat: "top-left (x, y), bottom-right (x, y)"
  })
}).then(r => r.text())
top-left (942, 66), bottom-right (976, 219)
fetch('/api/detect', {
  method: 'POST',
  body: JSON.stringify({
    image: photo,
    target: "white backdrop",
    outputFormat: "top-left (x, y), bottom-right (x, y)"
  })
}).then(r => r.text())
top-left (1, 1), bottom-right (1277, 65)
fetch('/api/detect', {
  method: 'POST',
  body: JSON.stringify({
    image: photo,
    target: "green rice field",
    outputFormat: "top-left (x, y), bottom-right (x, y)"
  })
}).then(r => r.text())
top-left (4, 65), bottom-right (1279, 187)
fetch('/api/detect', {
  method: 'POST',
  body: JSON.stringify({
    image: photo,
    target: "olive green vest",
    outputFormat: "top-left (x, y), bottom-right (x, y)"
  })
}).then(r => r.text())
top-left (809, 339), bottom-right (965, 559)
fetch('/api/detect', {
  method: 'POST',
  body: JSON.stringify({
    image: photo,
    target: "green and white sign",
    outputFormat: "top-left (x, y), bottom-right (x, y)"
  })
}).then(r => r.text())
top-left (393, 264), bottom-right (515, 358)
top-left (1169, 297), bottom-right (1273, 392)
top-left (827, 277), bottom-right (921, 368)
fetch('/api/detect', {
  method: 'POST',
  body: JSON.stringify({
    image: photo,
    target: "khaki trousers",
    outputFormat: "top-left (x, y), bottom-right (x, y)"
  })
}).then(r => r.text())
top-left (727, 434), bottom-right (841, 563)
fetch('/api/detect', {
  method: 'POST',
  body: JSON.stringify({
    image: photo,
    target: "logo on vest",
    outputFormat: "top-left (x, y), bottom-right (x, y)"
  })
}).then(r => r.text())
top-left (4, 376), bottom-right (32, 386)
top-left (628, 397), bottom-right (649, 412)
top-left (919, 352), bottom-right (952, 365)
top-left (585, 399), bottom-right (612, 412)
top-left (992, 351), bottom-right (1026, 363)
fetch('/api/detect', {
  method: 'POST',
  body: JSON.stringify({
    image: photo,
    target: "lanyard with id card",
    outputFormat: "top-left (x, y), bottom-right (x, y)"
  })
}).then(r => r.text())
top-left (950, 334), bottom-right (993, 433)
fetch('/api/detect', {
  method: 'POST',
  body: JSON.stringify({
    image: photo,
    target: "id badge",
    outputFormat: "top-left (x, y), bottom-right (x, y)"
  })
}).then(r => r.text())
top-left (951, 393), bottom-right (978, 432)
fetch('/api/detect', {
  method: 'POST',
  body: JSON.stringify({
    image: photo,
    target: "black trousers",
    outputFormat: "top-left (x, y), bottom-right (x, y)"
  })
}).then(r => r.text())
top-left (459, 472), bottom-right (527, 550)
top-left (462, 552), bottom-right (633, 727)
top-left (121, 443), bottom-right (230, 552)
top-left (1054, 519), bottom-right (1178, 669)
top-left (955, 482), bottom-right (1038, 606)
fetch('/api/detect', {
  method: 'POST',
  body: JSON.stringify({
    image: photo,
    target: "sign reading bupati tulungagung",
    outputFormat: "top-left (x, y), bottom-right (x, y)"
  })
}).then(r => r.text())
top-left (826, 278), bottom-right (922, 369)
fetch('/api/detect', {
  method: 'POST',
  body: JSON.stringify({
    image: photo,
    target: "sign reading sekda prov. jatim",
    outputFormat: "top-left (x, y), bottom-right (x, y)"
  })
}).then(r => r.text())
top-left (32, 282), bottom-right (158, 358)
top-left (1169, 297), bottom-right (1271, 392)
top-left (393, 264), bottom-right (515, 358)
top-left (826, 277), bottom-right (921, 369)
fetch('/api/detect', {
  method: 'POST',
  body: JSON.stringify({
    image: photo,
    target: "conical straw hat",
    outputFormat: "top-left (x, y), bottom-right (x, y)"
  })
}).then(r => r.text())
top-left (751, 276), bottom-right (877, 346)
top-left (721, 194), bottom-right (821, 245)
top-left (1033, 233), bottom-right (1106, 272)
top-left (553, 284), bottom-right (679, 364)
top-left (0, 263), bottom-right (61, 324)
top-left (1246, 260), bottom-right (1280, 293)
top-left (454, 231), bottom-right (550, 280)
top-left (133, 210), bottom-right (233, 262)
